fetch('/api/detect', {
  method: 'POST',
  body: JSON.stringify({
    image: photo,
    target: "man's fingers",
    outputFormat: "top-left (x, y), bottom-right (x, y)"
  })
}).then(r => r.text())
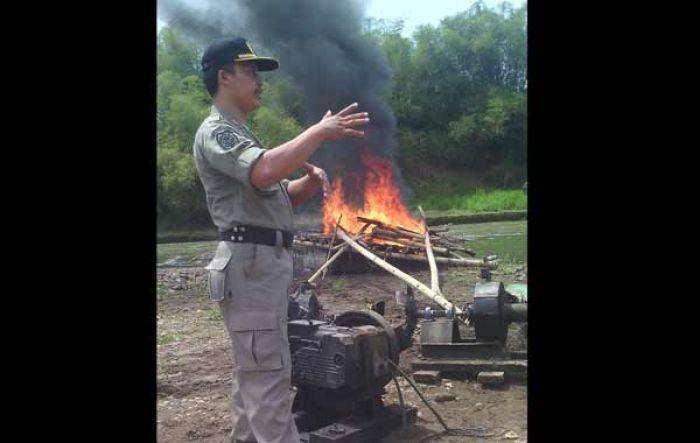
top-left (341, 112), bottom-right (369, 122)
top-left (342, 117), bottom-right (370, 128)
top-left (322, 179), bottom-right (330, 199)
top-left (323, 110), bottom-right (332, 118)
top-left (343, 128), bottom-right (365, 138)
top-left (336, 102), bottom-right (359, 116)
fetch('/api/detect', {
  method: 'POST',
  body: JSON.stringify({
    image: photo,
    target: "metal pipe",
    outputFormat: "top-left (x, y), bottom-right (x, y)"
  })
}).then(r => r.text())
top-left (503, 303), bottom-right (527, 323)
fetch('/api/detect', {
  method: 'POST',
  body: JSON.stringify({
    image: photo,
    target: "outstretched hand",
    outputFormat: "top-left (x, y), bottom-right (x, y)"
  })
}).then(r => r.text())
top-left (316, 102), bottom-right (370, 141)
top-left (302, 162), bottom-right (330, 199)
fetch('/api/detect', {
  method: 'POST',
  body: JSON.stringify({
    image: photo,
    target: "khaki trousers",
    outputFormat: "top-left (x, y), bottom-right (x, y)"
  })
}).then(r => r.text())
top-left (209, 240), bottom-right (299, 443)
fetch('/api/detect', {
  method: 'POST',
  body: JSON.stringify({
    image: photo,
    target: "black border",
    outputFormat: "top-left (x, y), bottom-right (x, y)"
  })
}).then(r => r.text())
top-left (20, 0), bottom-right (650, 439)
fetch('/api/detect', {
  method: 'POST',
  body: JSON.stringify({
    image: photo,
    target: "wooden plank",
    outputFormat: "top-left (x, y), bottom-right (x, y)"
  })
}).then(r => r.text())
top-left (412, 370), bottom-right (442, 385)
top-left (477, 371), bottom-right (505, 387)
top-left (411, 359), bottom-right (527, 382)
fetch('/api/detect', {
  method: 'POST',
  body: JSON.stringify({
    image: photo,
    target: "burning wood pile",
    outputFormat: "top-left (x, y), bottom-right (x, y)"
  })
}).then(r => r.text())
top-left (294, 149), bottom-right (497, 275)
top-left (294, 215), bottom-right (498, 269)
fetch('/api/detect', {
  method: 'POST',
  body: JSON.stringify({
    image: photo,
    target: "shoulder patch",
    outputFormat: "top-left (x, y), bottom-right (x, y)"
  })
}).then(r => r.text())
top-left (215, 130), bottom-right (240, 151)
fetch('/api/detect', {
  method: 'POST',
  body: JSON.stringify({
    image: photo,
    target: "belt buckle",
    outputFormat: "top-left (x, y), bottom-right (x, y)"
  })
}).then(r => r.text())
top-left (230, 225), bottom-right (245, 242)
top-left (283, 231), bottom-right (294, 248)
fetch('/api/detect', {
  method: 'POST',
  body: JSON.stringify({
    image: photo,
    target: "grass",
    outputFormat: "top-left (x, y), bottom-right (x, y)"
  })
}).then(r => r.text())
top-left (204, 307), bottom-right (223, 321)
top-left (450, 220), bottom-right (527, 264)
top-left (157, 286), bottom-right (170, 300)
top-left (157, 229), bottom-right (218, 244)
top-left (331, 279), bottom-right (348, 291)
top-left (412, 188), bottom-right (527, 212)
top-left (158, 332), bottom-right (182, 345)
top-left (157, 240), bottom-right (218, 264)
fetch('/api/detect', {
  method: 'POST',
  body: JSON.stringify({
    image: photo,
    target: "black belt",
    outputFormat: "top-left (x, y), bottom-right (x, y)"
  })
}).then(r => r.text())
top-left (219, 225), bottom-right (294, 249)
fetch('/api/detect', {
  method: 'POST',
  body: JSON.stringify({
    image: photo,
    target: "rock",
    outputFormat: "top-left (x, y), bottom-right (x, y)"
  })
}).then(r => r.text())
top-left (433, 394), bottom-right (456, 403)
top-left (474, 402), bottom-right (484, 410)
top-left (477, 371), bottom-right (505, 387)
top-left (193, 374), bottom-right (219, 385)
top-left (413, 370), bottom-right (441, 385)
top-left (503, 430), bottom-right (519, 439)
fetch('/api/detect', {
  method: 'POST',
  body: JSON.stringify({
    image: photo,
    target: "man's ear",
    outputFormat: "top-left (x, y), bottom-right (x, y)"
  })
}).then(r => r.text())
top-left (217, 69), bottom-right (233, 87)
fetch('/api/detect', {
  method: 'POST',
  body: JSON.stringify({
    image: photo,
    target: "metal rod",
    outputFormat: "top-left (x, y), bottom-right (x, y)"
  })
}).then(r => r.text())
top-left (391, 371), bottom-right (408, 429)
top-left (387, 359), bottom-right (450, 432)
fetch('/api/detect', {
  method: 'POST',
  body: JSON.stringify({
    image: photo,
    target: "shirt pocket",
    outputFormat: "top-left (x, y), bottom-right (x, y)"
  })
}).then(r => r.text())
top-left (205, 242), bottom-right (233, 301)
top-left (228, 311), bottom-right (283, 371)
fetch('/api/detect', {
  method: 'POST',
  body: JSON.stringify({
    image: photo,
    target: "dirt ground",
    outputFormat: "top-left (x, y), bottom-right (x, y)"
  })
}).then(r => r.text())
top-left (157, 251), bottom-right (527, 442)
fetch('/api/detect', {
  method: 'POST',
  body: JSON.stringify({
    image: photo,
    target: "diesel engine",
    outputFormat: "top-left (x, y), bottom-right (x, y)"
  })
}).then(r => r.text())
top-left (287, 284), bottom-right (416, 431)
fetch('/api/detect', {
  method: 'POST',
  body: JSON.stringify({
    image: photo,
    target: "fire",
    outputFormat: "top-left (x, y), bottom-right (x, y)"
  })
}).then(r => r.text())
top-left (322, 149), bottom-right (424, 235)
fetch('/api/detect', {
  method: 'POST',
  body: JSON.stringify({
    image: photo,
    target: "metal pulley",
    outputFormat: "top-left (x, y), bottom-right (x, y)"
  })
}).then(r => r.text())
top-left (467, 281), bottom-right (527, 342)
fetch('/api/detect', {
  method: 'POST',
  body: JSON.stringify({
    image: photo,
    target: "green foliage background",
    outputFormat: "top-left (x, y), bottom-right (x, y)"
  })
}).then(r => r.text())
top-left (157, 1), bottom-right (527, 230)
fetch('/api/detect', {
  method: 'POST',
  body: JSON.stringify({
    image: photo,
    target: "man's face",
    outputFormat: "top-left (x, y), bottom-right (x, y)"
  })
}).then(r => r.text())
top-left (221, 61), bottom-right (263, 113)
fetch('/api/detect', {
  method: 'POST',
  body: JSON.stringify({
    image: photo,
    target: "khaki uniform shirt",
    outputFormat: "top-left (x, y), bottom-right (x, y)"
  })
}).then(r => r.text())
top-left (193, 105), bottom-right (294, 232)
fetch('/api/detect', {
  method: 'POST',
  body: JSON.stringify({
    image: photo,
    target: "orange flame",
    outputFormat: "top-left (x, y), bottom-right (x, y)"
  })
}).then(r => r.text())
top-left (322, 150), bottom-right (424, 235)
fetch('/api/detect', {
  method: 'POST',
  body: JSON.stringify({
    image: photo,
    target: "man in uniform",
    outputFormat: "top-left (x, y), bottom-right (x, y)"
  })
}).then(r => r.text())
top-left (192, 37), bottom-right (370, 443)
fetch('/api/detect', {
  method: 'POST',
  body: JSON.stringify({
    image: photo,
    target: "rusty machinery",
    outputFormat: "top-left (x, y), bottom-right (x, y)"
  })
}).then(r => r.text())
top-left (416, 279), bottom-right (528, 360)
top-left (287, 283), bottom-right (418, 442)
top-left (284, 276), bottom-right (526, 441)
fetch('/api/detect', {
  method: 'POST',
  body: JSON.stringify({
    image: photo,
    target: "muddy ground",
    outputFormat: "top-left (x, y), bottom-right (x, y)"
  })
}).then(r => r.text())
top-left (157, 250), bottom-right (527, 442)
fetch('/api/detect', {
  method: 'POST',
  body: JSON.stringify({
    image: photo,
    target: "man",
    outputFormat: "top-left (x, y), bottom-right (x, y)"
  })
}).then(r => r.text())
top-left (192, 37), bottom-right (369, 443)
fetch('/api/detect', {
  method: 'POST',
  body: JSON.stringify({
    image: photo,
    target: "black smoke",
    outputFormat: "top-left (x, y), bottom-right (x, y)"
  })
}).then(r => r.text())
top-left (158, 0), bottom-right (408, 204)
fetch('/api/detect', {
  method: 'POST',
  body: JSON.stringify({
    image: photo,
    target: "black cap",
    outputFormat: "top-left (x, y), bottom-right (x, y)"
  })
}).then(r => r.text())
top-left (201, 37), bottom-right (279, 73)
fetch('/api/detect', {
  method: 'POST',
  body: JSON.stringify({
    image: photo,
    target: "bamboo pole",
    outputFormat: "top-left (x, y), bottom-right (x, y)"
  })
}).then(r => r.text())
top-left (369, 233), bottom-right (473, 256)
top-left (293, 240), bottom-right (330, 249)
top-left (337, 229), bottom-right (462, 314)
top-left (418, 206), bottom-right (441, 294)
top-left (380, 251), bottom-right (497, 268)
top-left (450, 251), bottom-right (466, 260)
top-left (294, 239), bottom-right (493, 268)
top-left (321, 214), bottom-right (342, 281)
top-left (308, 244), bottom-right (349, 283)
top-left (306, 229), bottom-right (368, 283)
top-left (370, 226), bottom-right (426, 242)
top-left (356, 216), bottom-right (423, 236)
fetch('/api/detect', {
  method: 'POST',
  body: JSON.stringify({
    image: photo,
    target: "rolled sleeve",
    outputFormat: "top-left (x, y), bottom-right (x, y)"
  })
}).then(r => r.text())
top-left (200, 125), bottom-right (272, 191)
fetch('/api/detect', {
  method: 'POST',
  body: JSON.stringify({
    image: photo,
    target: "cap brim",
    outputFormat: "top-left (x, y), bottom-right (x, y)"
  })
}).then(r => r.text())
top-left (235, 56), bottom-right (279, 71)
